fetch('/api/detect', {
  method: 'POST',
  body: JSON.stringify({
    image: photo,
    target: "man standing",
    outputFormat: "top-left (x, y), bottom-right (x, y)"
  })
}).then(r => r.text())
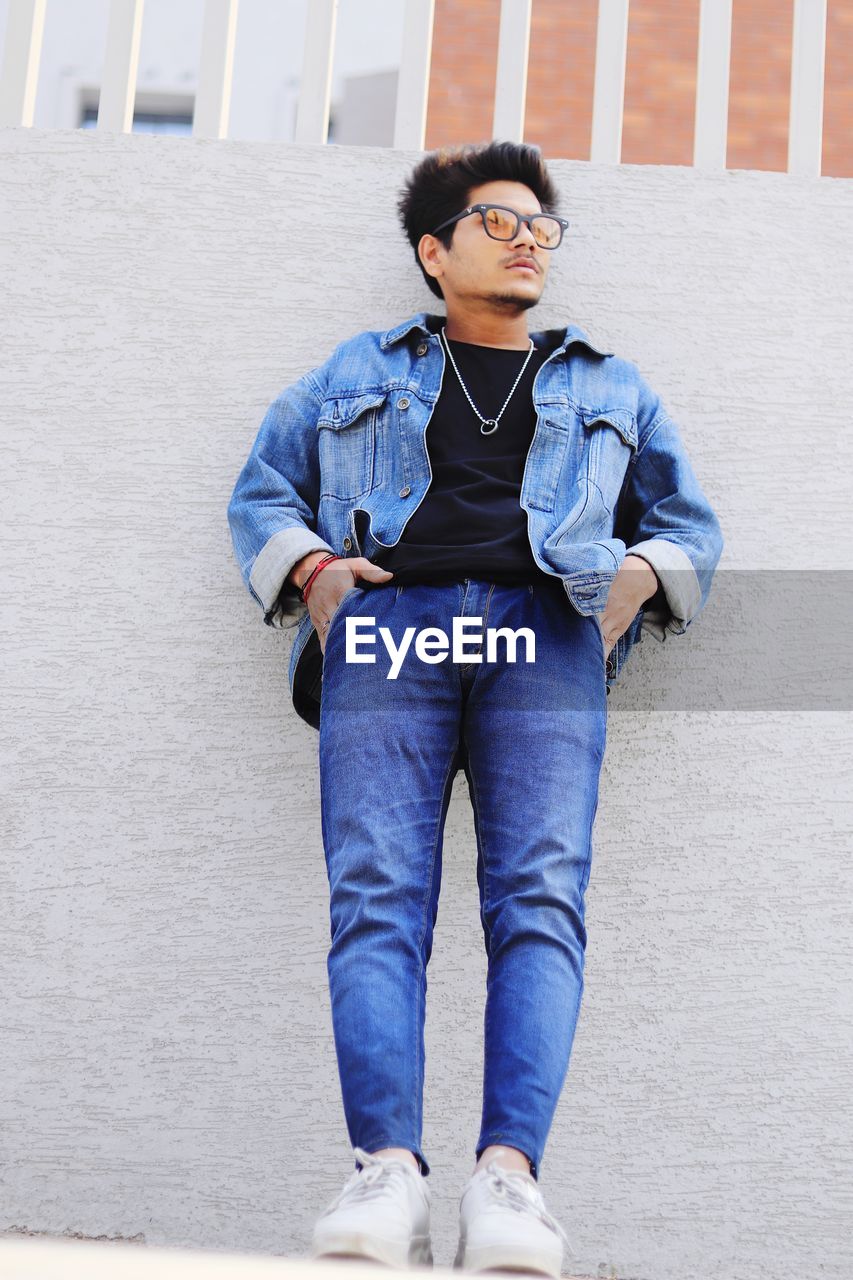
top-left (228, 141), bottom-right (723, 1276)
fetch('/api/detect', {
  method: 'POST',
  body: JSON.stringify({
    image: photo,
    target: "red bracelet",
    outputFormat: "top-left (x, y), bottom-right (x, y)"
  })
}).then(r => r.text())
top-left (300, 554), bottom-right (342, 605)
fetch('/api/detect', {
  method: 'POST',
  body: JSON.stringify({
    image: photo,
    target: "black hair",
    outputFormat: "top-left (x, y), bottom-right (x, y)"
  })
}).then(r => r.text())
top-left (397, 140), bottom-right (561, 301)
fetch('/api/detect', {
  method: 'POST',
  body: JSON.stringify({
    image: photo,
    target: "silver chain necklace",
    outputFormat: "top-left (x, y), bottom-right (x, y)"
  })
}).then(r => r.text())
top-left (439, 325), bottom-right (536, 435)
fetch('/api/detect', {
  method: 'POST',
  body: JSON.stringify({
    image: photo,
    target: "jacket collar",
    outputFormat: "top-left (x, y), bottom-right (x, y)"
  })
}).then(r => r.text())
top-left (379, 311), bottom-right (614, 358)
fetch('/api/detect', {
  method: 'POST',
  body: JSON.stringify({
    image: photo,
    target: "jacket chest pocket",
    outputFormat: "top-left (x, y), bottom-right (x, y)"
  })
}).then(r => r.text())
top-left (317, 391), bottom-right (386, 500)
top-left (581, 407), bottom-right (638, 511)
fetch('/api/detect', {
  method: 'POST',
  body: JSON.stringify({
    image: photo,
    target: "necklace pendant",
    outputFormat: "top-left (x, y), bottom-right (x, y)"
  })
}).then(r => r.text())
top-left (480, 418), bottom-right (499, 435)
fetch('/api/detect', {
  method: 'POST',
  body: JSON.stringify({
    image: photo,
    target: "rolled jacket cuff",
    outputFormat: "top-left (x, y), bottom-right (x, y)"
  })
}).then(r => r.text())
top-left (625, 538), bottom-right (702, 640)
top-left (249, 527), bottom-right (336, 630)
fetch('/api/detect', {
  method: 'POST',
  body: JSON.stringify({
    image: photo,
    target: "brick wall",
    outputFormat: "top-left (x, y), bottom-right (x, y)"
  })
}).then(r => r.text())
top-left (425, 0), bottom-right (851, 178)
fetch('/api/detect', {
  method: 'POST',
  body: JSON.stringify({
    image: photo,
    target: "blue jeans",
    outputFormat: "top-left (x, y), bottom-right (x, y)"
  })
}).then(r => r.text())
top-left (317, 576), bottom-right (608, 1181)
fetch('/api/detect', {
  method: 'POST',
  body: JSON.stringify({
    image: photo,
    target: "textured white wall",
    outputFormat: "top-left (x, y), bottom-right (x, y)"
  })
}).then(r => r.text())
top-left (1, 128), bottom-right (851, 1280)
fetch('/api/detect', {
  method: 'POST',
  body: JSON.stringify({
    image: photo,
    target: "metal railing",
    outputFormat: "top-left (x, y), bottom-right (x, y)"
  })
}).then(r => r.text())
top-left (0, 0), bottom-right (830, 177)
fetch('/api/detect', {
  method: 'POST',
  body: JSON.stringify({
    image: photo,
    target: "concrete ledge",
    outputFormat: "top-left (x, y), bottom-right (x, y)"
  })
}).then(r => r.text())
top-left (0, 1237), bottom-right (443, 1280)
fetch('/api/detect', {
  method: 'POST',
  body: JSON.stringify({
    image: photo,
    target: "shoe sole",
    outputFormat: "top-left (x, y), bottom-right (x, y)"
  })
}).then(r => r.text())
top-left (311, 1231), bottom-right (433, 1270)
top-left (453, 1239), bottom-right (561, 1278)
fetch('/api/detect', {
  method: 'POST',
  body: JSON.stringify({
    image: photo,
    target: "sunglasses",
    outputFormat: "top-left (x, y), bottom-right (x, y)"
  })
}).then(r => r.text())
top-left (430, 203), bottom-right (569, 250)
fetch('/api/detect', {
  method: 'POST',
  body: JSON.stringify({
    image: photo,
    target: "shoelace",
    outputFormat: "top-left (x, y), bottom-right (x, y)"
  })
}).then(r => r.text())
top-left (482, 1162), bottom-right (576, 1257)
top-left (322, 1146), bottom-right (419, 1215)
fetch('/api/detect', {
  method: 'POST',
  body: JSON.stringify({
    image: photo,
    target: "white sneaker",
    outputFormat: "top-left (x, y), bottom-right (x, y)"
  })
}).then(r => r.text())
top-left (453, 1160), bottom-right (575, 1278)
top-left (310, 1146), bottom-right (433, 1269)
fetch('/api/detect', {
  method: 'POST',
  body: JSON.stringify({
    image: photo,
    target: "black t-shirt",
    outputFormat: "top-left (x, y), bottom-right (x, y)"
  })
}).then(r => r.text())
top-left (373, 335), bottom-right (559, 586)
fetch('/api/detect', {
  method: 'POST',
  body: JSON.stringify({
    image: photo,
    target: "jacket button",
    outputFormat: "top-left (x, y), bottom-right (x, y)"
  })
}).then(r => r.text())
top-left (416, 344), bottom-right (428, 356)
top-left (397, 396), bottom-right (410, 410)
top-left (399, 485), bottom-right (411, 498)
top-left (343, 536), bottom-right (352, 550)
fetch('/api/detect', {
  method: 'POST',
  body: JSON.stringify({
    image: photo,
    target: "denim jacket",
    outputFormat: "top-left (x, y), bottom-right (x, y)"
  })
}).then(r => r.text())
top-left (228, 311), bottom-right (724, 729)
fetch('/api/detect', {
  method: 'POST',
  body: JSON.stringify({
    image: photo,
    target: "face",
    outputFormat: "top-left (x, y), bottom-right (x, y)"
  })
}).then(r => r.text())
top-left (419, 180), bottom-right (556, 313)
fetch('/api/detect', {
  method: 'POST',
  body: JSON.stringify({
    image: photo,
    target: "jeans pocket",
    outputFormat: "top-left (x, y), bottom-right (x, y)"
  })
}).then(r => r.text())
top-left (322, 585), bottom-right (363, 654)
top-left (592, 614), bottom-right (613, 691)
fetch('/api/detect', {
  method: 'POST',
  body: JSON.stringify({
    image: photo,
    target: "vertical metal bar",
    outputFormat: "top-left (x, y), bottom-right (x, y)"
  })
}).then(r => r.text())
top-left (788, 0), bottom-right (827, 177)
top-left (492, 0), bottom-right (532, 143)
top-left (193, 0), bottom-right (241, 139)
top-left (98, 0), bottom-right (145, 134)
top-left (589, 0), bottom-right (630, 165)
top-left (393, 0), bottom-right (435, 150)
top-left (294, 0), bottom-right (338, 145)
top-left (0, 0), bottom-right (47, 127)
top-left (693, 0), bottom-right (732, 170)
